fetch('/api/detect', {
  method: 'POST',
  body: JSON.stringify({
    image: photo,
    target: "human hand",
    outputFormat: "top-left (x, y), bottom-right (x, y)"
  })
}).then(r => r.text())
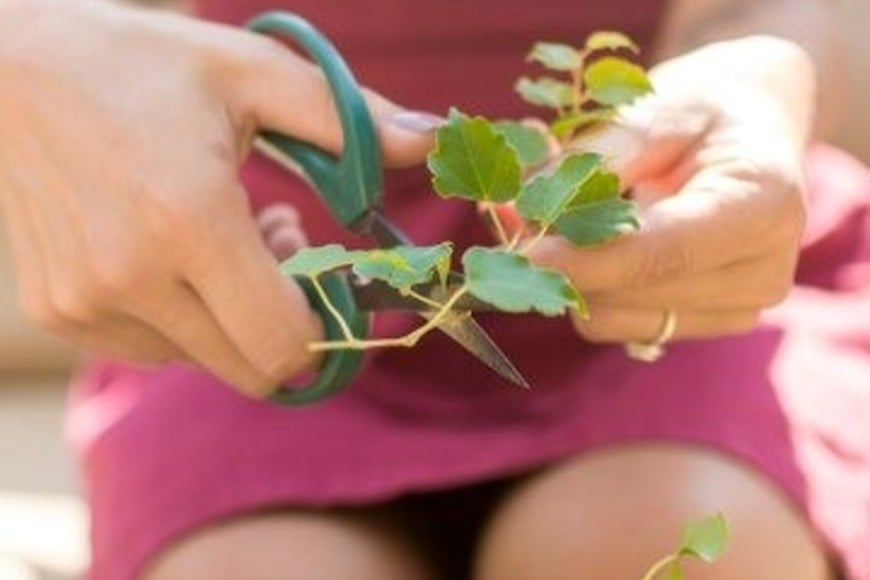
top-left (527, 36), bottom-right (813, 346)
top-left (0, 0), bottom-right (435, 396)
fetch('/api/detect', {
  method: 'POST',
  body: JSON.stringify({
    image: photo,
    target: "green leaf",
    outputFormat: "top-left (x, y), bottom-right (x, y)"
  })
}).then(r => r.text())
top-left (353, 244), bottom-right (453, 293)
top-left (279, 244), bottom-right (361, 277)
top-left (679, 513), bottom-right (730, 563)
top-left (516, 153), bottom-right (602, 229)
top-left (568, 168), bottom-right (621, 205)
top-left (495, 121), bottom-right (551, 168)
top-left (515, 76), bottom-right (574, 109)
top-left (554, 198), bottom-right (638, 245)
top-left (527, 42), bottom-right (582, 71)
top-left (462, 247), bottom-right (583, 317)
top-left (584, 56), bottom-right (653, 106)
top-left (550, 109), bottom-right (615, 138)
top-left (428, 109), bottom-right (522, 203)
top-left (585, 31), bottom-right (639, 53)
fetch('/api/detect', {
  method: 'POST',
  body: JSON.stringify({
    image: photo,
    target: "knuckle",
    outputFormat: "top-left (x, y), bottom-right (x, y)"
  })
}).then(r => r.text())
top-left (758, 253), bottom-right (799, 307)
top-left (52, 284), bottom-right (100, 323)
top-left (22, 294), bottom-right (69, 334)
top-left (761, 278), bottom-right (794, 307)
top-left (627, 241), bottom-right (693, 288)
top-left (724, 310), bottom-right (761, 335)
top-left (90, 252), bottom-right (141, 296)
top-left (732, 158), bottom-right (807, 245)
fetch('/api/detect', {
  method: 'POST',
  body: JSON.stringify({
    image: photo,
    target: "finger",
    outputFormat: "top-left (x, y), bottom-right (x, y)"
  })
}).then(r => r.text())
top-left (229, 33), bottom-right (439, 168)
top-left (565, 94), bottom-right (713, 188)
top-left (257, 203), bottom-right (301, 238)
top-left (0, 191), bottom-right (59, 332)
top-left (257, 204), bottom-right (309, 260)
top-left (528, 159), bottom-right (803, 292)
top-left (573, 306), bottom-right (760, 344)
top-left (59, 314), bottom-right (184, 364)
top-left (264, 225), bottom-right (308, 261)
top-left (132, 280), bottom-right (276, 397)
top-left (184, 186), bottom-right (324, 391)
top-left (585, 250), bottom-right (798, 311)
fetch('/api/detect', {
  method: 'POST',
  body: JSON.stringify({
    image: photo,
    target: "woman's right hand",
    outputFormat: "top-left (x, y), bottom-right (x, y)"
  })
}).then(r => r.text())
top-left (0, 0), bottom-right (436, 397)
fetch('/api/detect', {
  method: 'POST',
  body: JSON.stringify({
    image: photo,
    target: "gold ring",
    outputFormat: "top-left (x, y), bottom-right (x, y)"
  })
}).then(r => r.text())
top-left (625, 309), bottom-right (678, 362)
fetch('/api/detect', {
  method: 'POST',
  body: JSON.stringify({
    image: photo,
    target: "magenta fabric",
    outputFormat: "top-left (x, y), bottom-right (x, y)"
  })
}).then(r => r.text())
top-left (67, 2), bottom-right (870, 579)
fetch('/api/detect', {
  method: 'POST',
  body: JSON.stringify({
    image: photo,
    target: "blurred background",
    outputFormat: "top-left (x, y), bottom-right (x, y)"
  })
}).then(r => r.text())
top-left (0, 1), bottom-right (867, 578)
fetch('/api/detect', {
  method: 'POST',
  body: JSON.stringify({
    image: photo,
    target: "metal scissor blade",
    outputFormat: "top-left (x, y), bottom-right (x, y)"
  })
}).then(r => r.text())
top-left (423, 312), bottom-right (531, 389)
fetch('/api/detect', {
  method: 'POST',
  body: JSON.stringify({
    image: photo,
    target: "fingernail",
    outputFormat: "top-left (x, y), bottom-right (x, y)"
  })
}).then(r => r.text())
top-left (391, 111), bottom-right (446, 133)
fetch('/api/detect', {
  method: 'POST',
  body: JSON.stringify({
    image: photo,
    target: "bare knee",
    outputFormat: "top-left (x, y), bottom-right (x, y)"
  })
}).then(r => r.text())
top-left (143, 508), bottom-right (434, 580)
top-left (475, 444), bottom-right (833, 580)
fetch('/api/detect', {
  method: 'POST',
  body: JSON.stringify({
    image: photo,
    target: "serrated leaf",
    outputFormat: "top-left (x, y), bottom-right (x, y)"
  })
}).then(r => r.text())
top-left (584, 56), bottom-right (653, 106)
top-left (517, 153), bottom-right (602, 229)
top-left (279, 244), bottom-right (361, 277)
top-left (528, 42), bottom-right (582, 71)
top-left (550, 109), bottom-right (615, 138)
top-left (515, 76), bottom-right (574, 109)
top-left (495, 121), bottom-right (551, 168)
top-left (585, 31), bottom-right (639, 53)
top-left (568, 168), bottom-right (621, 205)
top-left (462, 247), bottom-right (583, 317)
top-left (353, 243), bottom-right (453, 293)
top-left (554, 198), bottom-right (639, 245)
top-left (428, 109), bottom-right (522, 203)
top-left (679, 513), bottom-right (729, 563)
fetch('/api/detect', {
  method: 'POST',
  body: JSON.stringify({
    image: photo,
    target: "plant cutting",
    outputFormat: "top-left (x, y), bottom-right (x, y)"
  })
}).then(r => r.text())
top-left (276, 27), bottom-right (731, 579)
top-left (280, 32), bottom-right (650, 353)
top-left (643, 513), bottom-right (730, 579)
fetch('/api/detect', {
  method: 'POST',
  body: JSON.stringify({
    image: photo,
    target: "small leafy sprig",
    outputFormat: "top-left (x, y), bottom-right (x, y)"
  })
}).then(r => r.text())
top-left (279, 31), bottom-right (653, 353)
top-left (517, 32), bottom-right (652, 143)
top-left (642, 513), bottom-right (730, 579)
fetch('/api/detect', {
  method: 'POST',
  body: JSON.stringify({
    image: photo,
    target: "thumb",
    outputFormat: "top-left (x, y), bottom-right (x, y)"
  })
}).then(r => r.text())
top-left (565, 94), bottom-right (710, 194)
top-left (231, 36), bottom-right (440, 168)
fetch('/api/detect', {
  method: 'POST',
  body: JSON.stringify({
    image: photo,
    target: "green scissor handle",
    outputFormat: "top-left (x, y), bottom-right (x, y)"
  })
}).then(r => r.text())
top-left (247, 12), bottom-right (384, 226)
top-left (246, 12), bottom-right (379, 405)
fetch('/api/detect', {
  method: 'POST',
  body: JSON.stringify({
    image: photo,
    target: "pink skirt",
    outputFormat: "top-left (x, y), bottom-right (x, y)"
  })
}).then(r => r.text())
top-left (68, 144), bottom-right (870, 580)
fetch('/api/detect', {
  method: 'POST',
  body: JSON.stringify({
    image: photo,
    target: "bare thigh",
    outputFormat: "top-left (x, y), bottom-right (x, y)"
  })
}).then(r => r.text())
top-left (142, 506), bottom-right (436, 580)
top-left (475, 443), bottom-right (834, 580)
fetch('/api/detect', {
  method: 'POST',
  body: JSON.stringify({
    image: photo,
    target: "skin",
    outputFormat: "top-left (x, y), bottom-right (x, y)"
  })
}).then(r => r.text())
top-left (0, 0), bottom-right (845, 578)
top-left (0, 0), bottom-right (435, 398)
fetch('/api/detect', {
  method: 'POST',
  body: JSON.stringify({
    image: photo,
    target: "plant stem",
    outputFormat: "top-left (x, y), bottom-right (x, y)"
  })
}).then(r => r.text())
top-left (641, 554), bottom-right (680, 580)
top-left (407, 289), bottom-right (447, 310)
top-left (570, 67), bottom-right (582, 115)
top-left (486, 205), bottom-right (510, 247)
top-left (309, 285), bottom-right (470, 352)
top-left (518, 226), bottom-right (550, 256)
top-left (404, 285), bottom-right (469, 343)
top-left (310, 275), bottom-right (356, 342)
top-left (506, 229), bottom-right (524, 252)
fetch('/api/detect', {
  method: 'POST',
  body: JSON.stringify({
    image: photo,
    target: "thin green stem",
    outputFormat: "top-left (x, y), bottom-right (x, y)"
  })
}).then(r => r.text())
top-left (309, 285), bottom-right (470, 352)
top-left (506, 228), bottom-right (524, 252)
top-left (403, 285), bottom-right (469, 344)
top-left (518, 225), bottom-right (550, 256)
top-left (308, 336), bottom-right (413, 351)
top-left (310, 275), bottom-right (356, 342)
top-left (641, 554), bottom-right (680, 580)
top-left (406, 289), bottom-right (445, 310)
top-left (487, 206), bottom-right (509, 247)
top-left (570, 68), bottom-right (582, 115)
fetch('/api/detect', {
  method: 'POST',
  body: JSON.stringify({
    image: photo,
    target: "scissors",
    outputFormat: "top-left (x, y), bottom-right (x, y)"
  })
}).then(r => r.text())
top-left (246, 12), bottom-right (529, 406)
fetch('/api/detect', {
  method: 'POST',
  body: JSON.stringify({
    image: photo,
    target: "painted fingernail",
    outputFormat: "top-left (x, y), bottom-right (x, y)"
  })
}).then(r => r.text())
top-left (391, 111), bottom-right (446, 133)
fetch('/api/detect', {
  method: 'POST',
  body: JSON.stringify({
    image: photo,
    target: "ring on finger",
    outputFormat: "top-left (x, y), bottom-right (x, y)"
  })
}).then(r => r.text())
top-left (625, 308), bottom-right (678, 362)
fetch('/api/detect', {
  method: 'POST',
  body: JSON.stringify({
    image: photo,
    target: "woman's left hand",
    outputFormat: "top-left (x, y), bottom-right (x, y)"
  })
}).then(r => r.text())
top-left (527, 35), bottom-right (814, 345)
